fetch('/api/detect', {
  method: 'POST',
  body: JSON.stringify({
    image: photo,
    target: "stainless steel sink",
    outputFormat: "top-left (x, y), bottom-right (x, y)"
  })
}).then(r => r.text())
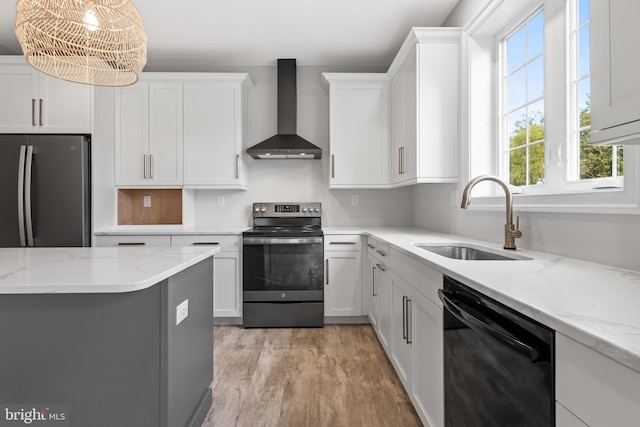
top-left (416, 243), bottom-right (532, 261)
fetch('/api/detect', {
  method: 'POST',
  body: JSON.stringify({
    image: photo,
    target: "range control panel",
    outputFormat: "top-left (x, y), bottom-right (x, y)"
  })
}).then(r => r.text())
top-left (252, 202), bottom-right (322, 217)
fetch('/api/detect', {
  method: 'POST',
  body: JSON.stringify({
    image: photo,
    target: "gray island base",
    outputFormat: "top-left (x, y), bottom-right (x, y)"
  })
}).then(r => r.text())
top-left (0, 257), bottom-right (213, 427)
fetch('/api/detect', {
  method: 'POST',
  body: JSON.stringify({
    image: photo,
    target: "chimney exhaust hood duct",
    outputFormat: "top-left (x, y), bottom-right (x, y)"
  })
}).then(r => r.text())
top-left (247, 59), bottom-right (322, 159)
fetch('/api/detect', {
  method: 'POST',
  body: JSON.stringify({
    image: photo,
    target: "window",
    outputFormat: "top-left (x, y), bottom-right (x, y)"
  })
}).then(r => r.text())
top-left (498, 0), bottom-right (623, 194)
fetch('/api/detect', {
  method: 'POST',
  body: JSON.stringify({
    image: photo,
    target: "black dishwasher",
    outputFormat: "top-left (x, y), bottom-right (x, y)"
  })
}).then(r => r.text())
top-left (438, 276), bottom-right (554, 427)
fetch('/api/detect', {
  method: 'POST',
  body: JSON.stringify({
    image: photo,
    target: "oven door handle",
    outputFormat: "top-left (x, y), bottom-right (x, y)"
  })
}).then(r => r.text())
top-left (243, 237), bottom-right (323, 245)
top-left (438, 289), bottom-right (547, 363)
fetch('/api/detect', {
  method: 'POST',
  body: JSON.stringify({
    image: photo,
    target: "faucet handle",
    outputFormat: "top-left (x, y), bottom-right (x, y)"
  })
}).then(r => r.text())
top-left (511, 216), bottom-right (523, 238)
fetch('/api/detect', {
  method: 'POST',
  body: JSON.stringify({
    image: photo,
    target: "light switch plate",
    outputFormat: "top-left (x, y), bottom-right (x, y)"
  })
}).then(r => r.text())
top-left (351, 194), bottom-right (359, 206)
top-left (143, 195), bottom-right (151, 208)
top-left (176, 299), bottom-right (188, 325)
top-left (217, 196), bottom-right (225, 207)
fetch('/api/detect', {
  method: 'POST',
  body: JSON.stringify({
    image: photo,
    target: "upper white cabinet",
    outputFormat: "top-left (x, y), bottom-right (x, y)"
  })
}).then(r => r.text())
top-left (322, 73), bottom-right (390, 188)
top-left (590, 1), bottom-right (640, 145)
top-left (389, 28), bottom-right (460, 186)
top-left (183, 75), bottom-right (252, 189)
top-left (115, 78), bottom-right (183, 186)
top-left (0, 57), bottom-right (92, 134)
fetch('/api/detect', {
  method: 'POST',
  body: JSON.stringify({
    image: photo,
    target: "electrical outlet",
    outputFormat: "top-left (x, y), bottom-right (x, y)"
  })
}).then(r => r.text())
top-left (450, 190), bottom-right (458, 207)
top-left (176, 299), bottom-right (188, 325)
top-left (217, 196), bottom-right (225, 207)
top-left (351, 194), bottom-right (359, 206)
top-left (143, 195), bottom-right (151, 208)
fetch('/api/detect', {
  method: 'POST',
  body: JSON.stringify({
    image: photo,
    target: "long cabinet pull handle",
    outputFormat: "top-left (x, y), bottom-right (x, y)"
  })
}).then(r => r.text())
top-left (402, 296), bottom-right (407, 340)
top-left (398, 147), bottom-right (402, 175)
top-left (367, 243), bottom-right (375, 249)
top-left (143, 154), bottom-right (147, 179)
top-left (329, 241), bottom-right (356, 245)
top-left (372, 266), bottom-right (377, 296)
top-left (375, 249), bottom-right (387, 257)
top-left (39, 99), bottom-right (43, 126)
top-left (149, 154), bottom-right (154, 179)
top-left (406, 298), bottom-right (412, 344)
top-left (192, 242), bottom-right (220, 246)
top-left (118, 242), bottom-right (146, 246)
top-left (331, 154), bottom-right (335, 178)
top-left (235, 154), bottom-right (239, 179)
top-left (376, 263), bottom-right (386, 272)
top-left (326, 259), bottom-right (329, 285)
top-left (31, 99), bottom-right (36, 126)
top-left (401, 146), bottom-right (405, 174)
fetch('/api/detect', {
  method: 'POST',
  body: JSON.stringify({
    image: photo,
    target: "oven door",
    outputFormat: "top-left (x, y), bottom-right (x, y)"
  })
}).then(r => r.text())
top-left (243, 236), bottom-right (324, 302)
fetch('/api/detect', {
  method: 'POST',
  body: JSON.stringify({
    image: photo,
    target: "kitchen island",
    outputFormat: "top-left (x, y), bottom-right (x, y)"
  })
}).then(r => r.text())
top-left (0, 246), bottom-right (218, 427)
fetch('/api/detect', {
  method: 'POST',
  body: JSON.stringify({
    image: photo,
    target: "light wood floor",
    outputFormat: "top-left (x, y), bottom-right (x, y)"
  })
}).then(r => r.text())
top-left (203, 325), bottom-right (422, 427)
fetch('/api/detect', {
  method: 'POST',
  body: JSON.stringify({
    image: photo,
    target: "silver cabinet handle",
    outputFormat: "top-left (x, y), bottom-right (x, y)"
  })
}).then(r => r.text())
top-left (372, 266), bottom-right (377, 296)
top-left (31, 99), bottom-right (36, 126)
top-left (376, 263), bottom-right (386, 272)
top-left (24, 145), bottom-right (34, 247)
top-left (401, 146), bottom-right (405, 174)
top-left (118, 242), bottom-right (146, 246)
top-left (329, 241), bottom-right (356, 245)
top-left (192, 242), bottom-right (220, 246)
top-left (39, 99), bottom-right (43, 126)
top-left (17, 145), bottom-right (27, 247)
top-left (326, 259), bottom-right (329, 285)
top-left (402, 296), bottom-right (408, 340)
top-left (235, 154), bottom-right (239, 179)
top-left (149, 154), bottom-right (154, 179)
top-left (331, 154), bottom-right (335, 178)
top-left (406, 297), bottom-right (412, 344)
top-left (367, 243), bottom-right (375, 249)
top-left (143, 154), bottom-right (147, 179)
top-left (375, 249), bottom-right (387, 257)
top-left (398, 147), bottom-right (401, 175)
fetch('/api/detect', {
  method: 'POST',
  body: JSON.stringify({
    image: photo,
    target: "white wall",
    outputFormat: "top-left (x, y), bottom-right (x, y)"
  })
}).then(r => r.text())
top-left (93, 65), bottom-right (414, 231)
top-left (412, 0), bottom-right (640, 272)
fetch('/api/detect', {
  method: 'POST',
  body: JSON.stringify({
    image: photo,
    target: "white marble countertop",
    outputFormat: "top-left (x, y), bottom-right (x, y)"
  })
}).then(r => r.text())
top-left (0, 246), bottom-right (219, 294)
top-left (326, 227), bottom-right (640, 373)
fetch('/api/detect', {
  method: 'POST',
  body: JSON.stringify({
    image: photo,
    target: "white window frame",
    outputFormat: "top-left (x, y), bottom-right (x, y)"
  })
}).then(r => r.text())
top-left (461, 0), bottom-right (639, 214)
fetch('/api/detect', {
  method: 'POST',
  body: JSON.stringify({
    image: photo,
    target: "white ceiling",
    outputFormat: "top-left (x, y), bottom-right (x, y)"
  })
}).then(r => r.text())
top-left (0, 0), bottom-right (460, 69)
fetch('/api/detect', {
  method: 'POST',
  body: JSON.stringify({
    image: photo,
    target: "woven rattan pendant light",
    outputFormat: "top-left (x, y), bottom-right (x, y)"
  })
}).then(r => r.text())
top-left (15, 0), bottom-right (147, 87)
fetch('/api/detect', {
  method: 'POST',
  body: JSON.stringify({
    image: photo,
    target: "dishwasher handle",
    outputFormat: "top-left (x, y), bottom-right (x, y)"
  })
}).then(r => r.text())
top-left (438, 289), bottom-right (547, 363)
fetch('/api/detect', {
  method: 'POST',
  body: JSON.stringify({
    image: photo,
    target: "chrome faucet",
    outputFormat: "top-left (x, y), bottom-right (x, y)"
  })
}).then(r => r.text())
top-left (460, 175), bottom-right (522, 250)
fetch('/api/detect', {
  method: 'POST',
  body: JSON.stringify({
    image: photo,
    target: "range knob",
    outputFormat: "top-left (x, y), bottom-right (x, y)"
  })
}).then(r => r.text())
top-left (254, 207), bottom-right (260, 213)
top-left (302, 208), bottom-right (308, 212)
top-left (260, 207), bottom-right (266, 213)
top-left (314, 207), bottom-right (320, 212)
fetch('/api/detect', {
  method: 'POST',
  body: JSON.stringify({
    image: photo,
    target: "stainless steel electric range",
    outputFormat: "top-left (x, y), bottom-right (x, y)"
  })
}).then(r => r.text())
top-left (242, 202), bottom-right (324, 328)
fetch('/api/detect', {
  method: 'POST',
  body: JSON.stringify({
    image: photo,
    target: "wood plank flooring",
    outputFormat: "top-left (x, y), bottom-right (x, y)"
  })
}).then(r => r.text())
top-left (203, 325), bottom-right (422, 427)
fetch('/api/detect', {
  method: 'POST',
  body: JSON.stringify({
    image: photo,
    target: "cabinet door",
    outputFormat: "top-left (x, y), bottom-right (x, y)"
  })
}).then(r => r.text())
top-left (411, 287), bottom-right (443, 427)
top-left (213, 253), bottom-right (241, 318)
top-left (0, 65), bottom-right (38, 133)
top-left (183, 82), bottom-right (244, 187)
top-left (591, 0), bottom-right (640, 144)
top-left (115, 83), bottom-right (149, 186)
top-left (390, 273), bottom-right (413, 389)
top-left (328, 79), bottom-right (389, 188)
top-left (377, 260), bottom-right (392, 351)
top-left (38, 73), bottom-right (92, 133)
top-left (324, 251), bottom-right (362, 317)
top-left (148, 82), bottom-right (183, 186)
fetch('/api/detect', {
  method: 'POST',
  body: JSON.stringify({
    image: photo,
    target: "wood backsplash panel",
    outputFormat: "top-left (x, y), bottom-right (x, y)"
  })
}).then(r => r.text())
top-left (118, 189), bottom-right (182, 225)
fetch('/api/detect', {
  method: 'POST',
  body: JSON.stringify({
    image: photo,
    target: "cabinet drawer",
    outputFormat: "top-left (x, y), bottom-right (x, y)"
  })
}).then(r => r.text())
top-left (389, 247), bottom-right (442, 307)
top-left (556, 333), bottom-right (640, 427)
top-left (171, 234), bottom-right (241, 252)
top-left (93, 235), bottom-right (171, 247)
top-left (324, 235), bottom-right (361, 251)
top-left (366, 237), bottom-right (377, 255)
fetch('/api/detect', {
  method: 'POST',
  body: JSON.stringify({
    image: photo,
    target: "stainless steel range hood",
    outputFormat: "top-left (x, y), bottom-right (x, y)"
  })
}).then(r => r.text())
top-left (247, 59), bottom-right (322, 159)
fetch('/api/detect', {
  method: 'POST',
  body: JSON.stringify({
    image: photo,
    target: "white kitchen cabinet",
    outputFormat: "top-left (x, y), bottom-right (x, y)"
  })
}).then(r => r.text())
top-left (390, 272), bottom-right (414, 389)
top-left (556, 332), bottom-right (640, 427)
top-left (93, 234), bottom-right (171, 247)
top-left (115, 78), bottom-right (183, 186)
top-left (322, 73), bottom-right (390, 188)
top-left (389, 28), bottom-right (460, 186)
top-left (324, 235), bottom-right (362, 317)
top-left (183, 75), bottom-right (252, 189)
top-left (590, 1), bottom-right (640, 145)
top-left (368, 255), bottom-right (380, 329)
top-left (171, 234), bottom-right (242, 319)
top-left (0, 57), bottom-right (92, 134)
top-left (367, 236), bottom-right (391, 350)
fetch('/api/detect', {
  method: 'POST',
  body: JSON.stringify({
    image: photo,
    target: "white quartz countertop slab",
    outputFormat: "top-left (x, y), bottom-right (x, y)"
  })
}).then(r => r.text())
top-left (94, 227), bottom-right (247, 235)
top-left (325, 227), bottom-right (640, 373)
top-left (0, 247), bottom-right (219, 294)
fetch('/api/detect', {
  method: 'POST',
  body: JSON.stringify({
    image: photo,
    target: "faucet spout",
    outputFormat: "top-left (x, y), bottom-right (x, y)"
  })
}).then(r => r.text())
top-left (460, 175), bottom-right (522, 250)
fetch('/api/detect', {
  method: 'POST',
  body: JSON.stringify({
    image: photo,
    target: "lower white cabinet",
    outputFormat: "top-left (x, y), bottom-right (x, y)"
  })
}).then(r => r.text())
top-left (556, 332), bottom-right (640, 427)
top-left (390, 273), bottom-right (414, 388)
top-left (368, 255), bottom-right (379, 329)
top-left (94, 233), bottom-right (242, 320)
top-left (324, 235), bottom-right (362, 317)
